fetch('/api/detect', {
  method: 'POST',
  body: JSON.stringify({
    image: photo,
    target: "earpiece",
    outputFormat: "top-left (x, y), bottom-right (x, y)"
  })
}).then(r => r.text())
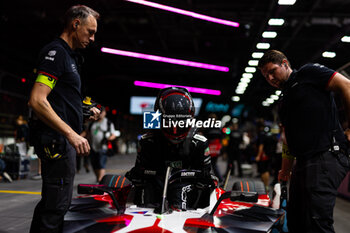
top-left (75, 23), bottom-right (78, 28)
top-left (284, 63), bottom-right (287, 68)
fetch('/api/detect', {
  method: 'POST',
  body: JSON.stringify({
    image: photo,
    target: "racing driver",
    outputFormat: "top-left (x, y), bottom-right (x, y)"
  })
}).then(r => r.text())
top-left (126, 87), bottom-right (213, 210)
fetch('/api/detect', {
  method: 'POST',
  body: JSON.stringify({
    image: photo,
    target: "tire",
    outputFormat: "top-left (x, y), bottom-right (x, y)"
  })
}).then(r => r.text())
top-left (99, 174), bottom-right (130, 188)
top-left (232, 180), bottom-right (266, 195)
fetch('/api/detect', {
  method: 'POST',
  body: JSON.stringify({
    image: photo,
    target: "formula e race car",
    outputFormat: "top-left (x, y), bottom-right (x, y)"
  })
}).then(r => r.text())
top-left (63, 168), bottom-right (287, 233)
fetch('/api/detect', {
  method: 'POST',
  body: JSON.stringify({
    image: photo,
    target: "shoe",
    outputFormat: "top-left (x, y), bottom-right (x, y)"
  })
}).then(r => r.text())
top-left (2, 172), bottom-right (13, 183)
top-left (31, 174), bottom-right (42, 180)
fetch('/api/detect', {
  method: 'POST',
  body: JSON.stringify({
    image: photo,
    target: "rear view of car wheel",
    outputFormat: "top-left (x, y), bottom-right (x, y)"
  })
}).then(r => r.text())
top-left (100, 174), bottom-right (130, 188)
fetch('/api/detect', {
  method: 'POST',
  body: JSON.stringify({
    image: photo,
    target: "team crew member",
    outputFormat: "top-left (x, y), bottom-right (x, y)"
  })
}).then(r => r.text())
top-left (126, 87), bottom-right (213, 210)
top-left (28, 5), bottom-right (100, 233)
top-left (258, 50), bottom-right (350, 233)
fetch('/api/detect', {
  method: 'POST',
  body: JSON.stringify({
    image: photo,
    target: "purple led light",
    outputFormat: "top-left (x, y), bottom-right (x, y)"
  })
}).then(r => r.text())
top-left (125, 0), bottom-right (239, 28)
top-left (134, 81), bottom-right (221, 96)
top-left (101, 47), bottom-right (229, 72)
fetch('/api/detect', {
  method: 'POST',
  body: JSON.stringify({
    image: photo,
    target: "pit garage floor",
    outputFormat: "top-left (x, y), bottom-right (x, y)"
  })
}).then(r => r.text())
top-left (0, 154), bottom-right (349, 233)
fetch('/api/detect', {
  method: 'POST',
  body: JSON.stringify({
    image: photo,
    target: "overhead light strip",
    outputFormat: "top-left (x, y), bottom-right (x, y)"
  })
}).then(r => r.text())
top-left (101, 47), bottom-right (229, 72)
top-left (134, 80), bottom-right (221, 95)
top-left (125, 0), bottom-right (239, 27)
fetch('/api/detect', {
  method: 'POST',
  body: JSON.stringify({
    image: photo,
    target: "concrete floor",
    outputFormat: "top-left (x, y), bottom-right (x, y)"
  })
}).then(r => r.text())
top-left (0, 154), bottom-right (349, 233)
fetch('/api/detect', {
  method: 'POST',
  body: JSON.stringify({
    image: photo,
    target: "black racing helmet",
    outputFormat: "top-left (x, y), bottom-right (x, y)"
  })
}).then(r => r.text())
top-left (154, 87), bottom-right (195, 144)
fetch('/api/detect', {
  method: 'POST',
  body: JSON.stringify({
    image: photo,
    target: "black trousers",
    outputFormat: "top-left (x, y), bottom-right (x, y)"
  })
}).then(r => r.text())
top-left (288, 151), bottom-right (349, 233)
top-left (30, 140), bottom-right (76, 233)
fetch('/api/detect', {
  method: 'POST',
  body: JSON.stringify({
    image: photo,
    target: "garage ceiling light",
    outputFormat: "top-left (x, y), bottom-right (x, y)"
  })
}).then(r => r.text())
top-left (248, 60), bottom-right (259, 66)
top-left (232, 96), bottom-right (240, 102)
top-left (322, 51), bottom-right (336, 58)
top-left (262, 31), bottom-right (277, 38)
top-left (245, 67), bottom-right (256, 73)
top-left (242, 73), bottom-right (253, 78)
top-left (236, 89), bottom-right (245, 94)
top-left (240, 77), bottom-right (251, 84)
top-left (252, 52), bottom-right (264, 59)
top-left (278, 0), bottom-right (297, 5)
top-left (341, 36), bottom-right (350, 43)
top-left (271, 95), bottom-right (279, 100)
top-left (262, 101), bottom-right (270, 106)
top-left (268, 18), bottom-right (285, 26)
top-left (125, 0), bottom-right (239, 27)
top-left (238, 82), bottom-right (248, 88)
top-left (134, 81), bottom-right (221, 95)
top-left (101, 47), bottom-right (229, 72)
top-left (256, 43), bottom-right (270, 49)
top-left (266, 98), bottom-right (274, 104)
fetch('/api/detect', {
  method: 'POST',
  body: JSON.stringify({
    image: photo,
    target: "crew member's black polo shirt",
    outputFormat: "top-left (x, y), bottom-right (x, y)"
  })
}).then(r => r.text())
top-left (279, 63), bottom-right (347, 159)
top-left (36, 38), bottom-right (83, 133)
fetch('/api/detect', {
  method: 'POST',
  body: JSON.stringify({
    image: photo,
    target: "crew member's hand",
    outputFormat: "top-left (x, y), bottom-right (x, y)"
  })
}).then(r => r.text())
top-left (278, 169), bottom-right (291, 182)
top-left (89, 107), bottom-right (101, 121)
top-left (345, 128), bottom-right (350, 142)
top-left (67, 132), bottom-right (90, 156)
top-left (255, 155), bottom-right (260, 162)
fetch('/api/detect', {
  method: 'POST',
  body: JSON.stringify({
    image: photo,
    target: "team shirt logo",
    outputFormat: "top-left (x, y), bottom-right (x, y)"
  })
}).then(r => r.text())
top-left (45, 50), bottom-right (56, 61)
top-left (48, 50), bottom-right (56, 56)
